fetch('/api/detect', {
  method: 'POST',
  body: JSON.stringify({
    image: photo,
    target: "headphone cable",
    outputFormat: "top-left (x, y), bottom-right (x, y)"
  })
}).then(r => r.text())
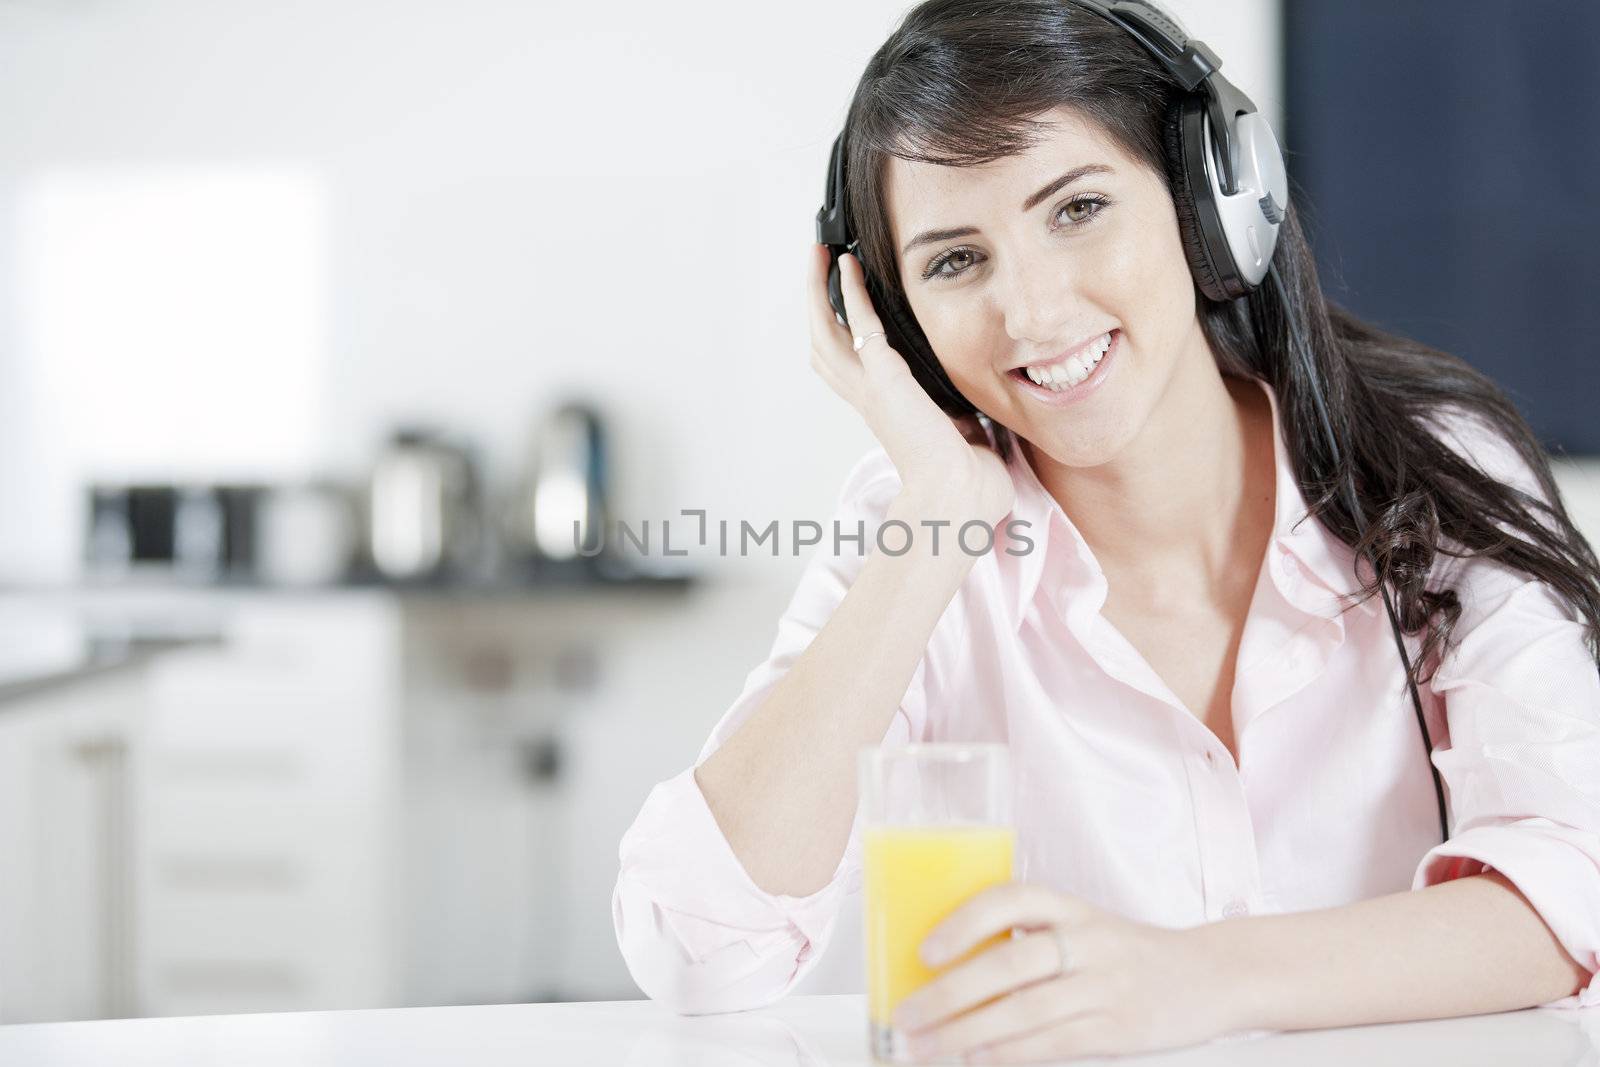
top-left (1266, 263), bottom-right (1450, 844)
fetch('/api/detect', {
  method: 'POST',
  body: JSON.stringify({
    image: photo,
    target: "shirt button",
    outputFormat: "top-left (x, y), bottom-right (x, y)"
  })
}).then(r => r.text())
top-left (1222, 900), bottom-right (1250, 919)
top-left (1204, 750), bottom-right (1216, 766)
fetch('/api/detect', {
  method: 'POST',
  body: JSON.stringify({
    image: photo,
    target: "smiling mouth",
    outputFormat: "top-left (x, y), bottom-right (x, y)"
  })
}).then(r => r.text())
top-left (1007, 330), bottom-right (1115, 391)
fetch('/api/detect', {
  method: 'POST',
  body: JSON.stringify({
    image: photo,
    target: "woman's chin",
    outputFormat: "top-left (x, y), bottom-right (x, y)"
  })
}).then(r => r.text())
top-left (1038, 437), bottom-right (1125, 471)
top-left (982, 372), bottom-right (1147, 470)
top-left (1012, 424), bottom-right (1131, 472)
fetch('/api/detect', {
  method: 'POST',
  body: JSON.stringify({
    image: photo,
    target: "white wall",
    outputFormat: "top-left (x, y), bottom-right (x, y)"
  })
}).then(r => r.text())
top-left (0, 0), bottom-right (1281, 586)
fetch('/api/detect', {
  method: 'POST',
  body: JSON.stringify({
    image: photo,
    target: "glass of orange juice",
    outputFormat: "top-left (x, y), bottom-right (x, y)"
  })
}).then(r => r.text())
top-left (860, 743), bottom-right (1014, 1062)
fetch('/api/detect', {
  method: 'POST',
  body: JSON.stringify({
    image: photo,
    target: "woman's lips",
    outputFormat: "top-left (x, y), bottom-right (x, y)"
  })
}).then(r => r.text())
top-left (1007, 329), bottom-right (1120, 405)
top-left (1013, 330), bottom-right (1113, 380)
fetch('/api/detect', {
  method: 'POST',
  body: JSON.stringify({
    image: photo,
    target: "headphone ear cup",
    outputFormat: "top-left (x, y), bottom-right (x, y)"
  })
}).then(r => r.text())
top-left (1163, 101), bottom-right (1231, 304)
top-left (862, 270), bottom-right (978, 417)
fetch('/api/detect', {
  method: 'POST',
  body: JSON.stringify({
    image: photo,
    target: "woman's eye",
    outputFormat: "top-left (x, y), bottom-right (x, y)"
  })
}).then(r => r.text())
top-left (940, 250), bottom-right (975, 274)
top-left (1056, 195), bottom-right (1108, 226)
top-left (923, 246), bottom-right (981, 281)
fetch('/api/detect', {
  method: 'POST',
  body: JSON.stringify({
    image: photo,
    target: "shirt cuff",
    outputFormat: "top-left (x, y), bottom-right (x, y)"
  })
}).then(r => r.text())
top-left (1412, 819), bottom-right (1600, 1009)
top-left (617, 765), bottom-right (853, 966)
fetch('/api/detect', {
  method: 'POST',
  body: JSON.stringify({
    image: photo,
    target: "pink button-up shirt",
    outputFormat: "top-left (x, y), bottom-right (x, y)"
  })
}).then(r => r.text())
top-left (613, 380), bottom-right (1600, 1015)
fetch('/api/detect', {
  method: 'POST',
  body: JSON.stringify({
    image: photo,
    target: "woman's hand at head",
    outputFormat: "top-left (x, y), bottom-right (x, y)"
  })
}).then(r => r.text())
top-left (807, 244), bottom-right (1015, 526)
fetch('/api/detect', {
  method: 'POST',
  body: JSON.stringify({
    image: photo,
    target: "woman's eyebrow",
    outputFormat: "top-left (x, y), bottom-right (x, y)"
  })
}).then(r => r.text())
top-left (899, 163), bottom-right (1115, 257)
top-left (1020, 163), bottom-right (1114, 212)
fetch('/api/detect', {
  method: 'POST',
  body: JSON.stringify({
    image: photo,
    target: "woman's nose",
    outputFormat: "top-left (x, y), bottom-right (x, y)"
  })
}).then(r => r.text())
top-left (997, 255), bottom-right (1074, 345)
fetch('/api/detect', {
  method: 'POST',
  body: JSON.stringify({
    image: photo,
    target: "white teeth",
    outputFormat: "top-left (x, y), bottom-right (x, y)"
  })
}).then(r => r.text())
top-left (1031, 365), bottom-right (1062, 390)
top-left (1020, 332), bottom-right (1112, 391)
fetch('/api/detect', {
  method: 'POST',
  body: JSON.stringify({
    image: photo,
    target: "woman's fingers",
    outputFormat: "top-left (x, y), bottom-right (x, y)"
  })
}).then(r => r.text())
top-left (923, 883), bottom-right (1086, 967)
top-left (805, 242), bottom-right (849, 343)
top-left (893, 928), bottom-right (1069, 1035)
top-left (836, 252), bottom-right (910, 378)
top-left (806, 245), bottom-right (913, 392)
top-left (904, 972), bottom-right (1100, 1063)
top-left (805, 244), bottom-right (863, 400)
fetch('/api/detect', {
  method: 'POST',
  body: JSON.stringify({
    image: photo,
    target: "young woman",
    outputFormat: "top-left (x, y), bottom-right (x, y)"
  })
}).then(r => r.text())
top-left (614, 1), bottom-right (1600, 1059)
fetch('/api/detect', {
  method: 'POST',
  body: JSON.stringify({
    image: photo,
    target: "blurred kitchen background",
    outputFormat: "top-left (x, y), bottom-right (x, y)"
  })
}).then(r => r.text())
top-left (1, 0), bottom-right (1596, 1024)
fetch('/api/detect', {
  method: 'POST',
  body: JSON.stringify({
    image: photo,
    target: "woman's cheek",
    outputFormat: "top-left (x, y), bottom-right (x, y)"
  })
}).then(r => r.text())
top-left (919, 304), bottom-right (993, 396)
top-left (944, 358), bottom-right (998, 409)
top-left (1085, 226), bottom-right (1192, 382)
top-left (1088, 224), bottom-right (1161, 315)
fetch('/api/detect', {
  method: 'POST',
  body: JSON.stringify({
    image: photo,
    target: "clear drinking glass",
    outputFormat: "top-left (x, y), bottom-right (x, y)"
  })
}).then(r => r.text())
top-left (860, 743), bottom-right (1015, 1062)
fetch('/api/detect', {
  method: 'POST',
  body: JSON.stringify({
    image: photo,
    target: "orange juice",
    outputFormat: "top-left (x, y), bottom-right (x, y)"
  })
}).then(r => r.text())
top-left (863, 824), bottom-right (1016, 1030)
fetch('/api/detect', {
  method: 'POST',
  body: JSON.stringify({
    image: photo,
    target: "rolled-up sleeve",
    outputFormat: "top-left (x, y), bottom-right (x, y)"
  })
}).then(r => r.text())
top-left (1410, 556), bottom-right (1600, 1009)
top-left (612, 447), bottom-right (931, 1014)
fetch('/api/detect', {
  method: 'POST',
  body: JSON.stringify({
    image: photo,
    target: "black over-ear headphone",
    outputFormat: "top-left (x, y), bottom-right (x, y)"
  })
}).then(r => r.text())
top-left (814, 0), bottom-right (1451, 843)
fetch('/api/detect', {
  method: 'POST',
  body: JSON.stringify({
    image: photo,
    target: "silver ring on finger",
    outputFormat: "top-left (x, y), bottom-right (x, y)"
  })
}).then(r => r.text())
top-left (1049, 925), bottom-right (1074, 979)
top-left (853, 330), bottom-right (887, 353)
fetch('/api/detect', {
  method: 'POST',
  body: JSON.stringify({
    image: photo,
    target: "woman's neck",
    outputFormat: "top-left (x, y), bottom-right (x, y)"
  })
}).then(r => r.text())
top-left (1024, 348), bottom-right (1276, 587)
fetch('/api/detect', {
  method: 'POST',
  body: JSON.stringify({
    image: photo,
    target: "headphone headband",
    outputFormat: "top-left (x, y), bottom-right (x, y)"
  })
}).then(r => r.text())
top-left (1073, 0), bottom-right (1252, 195)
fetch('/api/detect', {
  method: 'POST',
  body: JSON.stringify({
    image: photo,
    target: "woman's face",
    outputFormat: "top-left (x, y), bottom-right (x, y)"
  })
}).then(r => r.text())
top-left (885, 105), bottom-right (1210, 469)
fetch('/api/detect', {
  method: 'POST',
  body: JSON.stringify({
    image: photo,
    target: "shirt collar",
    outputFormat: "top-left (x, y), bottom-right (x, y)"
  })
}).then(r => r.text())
top-left (999, 432), bottom-right (1095, 629)
top-left (997, 377), bottom-right (1377, 631)
top-left (1257, 379), bottom-right (1380, 621)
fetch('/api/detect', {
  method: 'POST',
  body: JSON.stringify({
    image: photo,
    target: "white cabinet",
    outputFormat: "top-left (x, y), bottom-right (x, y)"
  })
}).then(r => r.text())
top-left (0, 590), bottom-right (403, 1023)
top-left (394, 597), bottom-right (582, 1007)
top-left (133, 593), bottom-right (401, 1017)
top-left (0, 668), bottom-right (145, 1023)
top-left (1, 589), bottom-right (610, 1018)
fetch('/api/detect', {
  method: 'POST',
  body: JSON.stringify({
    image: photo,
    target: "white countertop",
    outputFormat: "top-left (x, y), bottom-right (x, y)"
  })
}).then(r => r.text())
top-left (0, 994), bottom-right (1595, 1066)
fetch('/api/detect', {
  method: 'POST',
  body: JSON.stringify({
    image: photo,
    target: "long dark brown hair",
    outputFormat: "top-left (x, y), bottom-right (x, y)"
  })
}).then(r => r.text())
top-left (842, 0), bottom-right (1600, 682)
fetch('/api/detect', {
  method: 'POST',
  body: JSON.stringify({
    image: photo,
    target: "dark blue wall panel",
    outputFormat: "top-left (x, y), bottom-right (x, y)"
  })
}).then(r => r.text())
top-left (1283, 1), bottom-right (1600, 452)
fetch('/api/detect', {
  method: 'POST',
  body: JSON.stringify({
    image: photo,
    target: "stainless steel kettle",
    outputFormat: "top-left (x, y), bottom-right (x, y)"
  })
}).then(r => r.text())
top-left (506, 403), bottom-right (609, 566)
top-left (367, 428), bottom-right (479, 581)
